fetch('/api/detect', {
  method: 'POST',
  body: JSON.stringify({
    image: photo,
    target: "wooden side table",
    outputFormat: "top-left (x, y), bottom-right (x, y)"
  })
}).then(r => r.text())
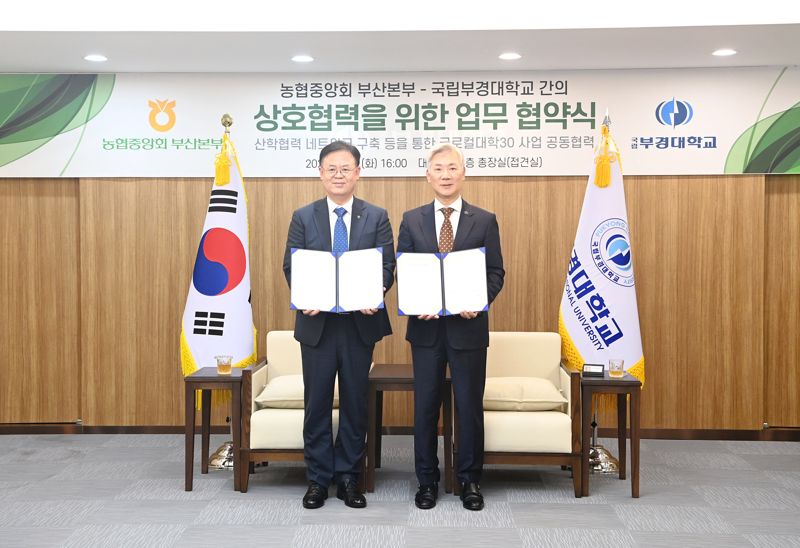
top-left (184, 367), bottom-right (243, 492)
top-left (580, 371), bottom-right (642, 498)
top-left (366, 363), bottom-right (452, 493)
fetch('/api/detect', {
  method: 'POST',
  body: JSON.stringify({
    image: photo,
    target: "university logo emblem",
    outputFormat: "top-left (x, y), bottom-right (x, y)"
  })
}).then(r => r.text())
top-left (655, 97), bottom-right (693, 127)
top-left (591, 218), bottom-right (635, 287)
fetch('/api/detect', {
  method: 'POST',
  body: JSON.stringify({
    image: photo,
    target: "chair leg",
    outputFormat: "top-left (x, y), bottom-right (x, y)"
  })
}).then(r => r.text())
top-left (453, 457), bottom-right (461, 497)
top-left (571, 456), bottom-right (582, 498)
top-left (241, 451), bottom-right (251, 493)
top-left (357, 452), bottom-right (367, 493)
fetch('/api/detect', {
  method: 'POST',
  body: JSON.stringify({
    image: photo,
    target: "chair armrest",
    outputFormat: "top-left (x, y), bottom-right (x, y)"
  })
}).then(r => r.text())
top-left (559, 362), bottom-right (575, 412)
top-left (241, 357), bottom-right (267, 450)
top-left (560, 362), bottom-right (582, 454)
top-left (249, 358), bottom-right (269, 408)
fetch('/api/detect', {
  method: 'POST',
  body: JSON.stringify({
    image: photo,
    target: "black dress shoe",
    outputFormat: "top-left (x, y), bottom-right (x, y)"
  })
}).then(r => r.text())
top-left (336, 479), bottom-right (367, 508)
top-left (302, 481), bottom-right (328, 509)
top-left (414, 483), bottom-right (439, 509)
top-left (460, 482), bottom-right (484, 511)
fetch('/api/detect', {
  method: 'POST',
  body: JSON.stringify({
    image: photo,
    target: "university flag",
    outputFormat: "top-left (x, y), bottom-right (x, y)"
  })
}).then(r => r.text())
top-left (558, 119), bottom-right (645, 383)
top-left (180, 133), bottom-right (257, 379)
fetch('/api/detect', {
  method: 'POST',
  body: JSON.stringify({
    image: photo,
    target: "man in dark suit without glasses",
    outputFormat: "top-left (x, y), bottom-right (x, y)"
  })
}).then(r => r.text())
top-left (397, 144), bottom-right (505, 511)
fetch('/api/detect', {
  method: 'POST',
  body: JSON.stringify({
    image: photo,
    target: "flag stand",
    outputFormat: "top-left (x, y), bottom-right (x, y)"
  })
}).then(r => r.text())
top-left (589, 398), bottom-right (619, 474)
top-left (208, 416), bottom-right (235, 470)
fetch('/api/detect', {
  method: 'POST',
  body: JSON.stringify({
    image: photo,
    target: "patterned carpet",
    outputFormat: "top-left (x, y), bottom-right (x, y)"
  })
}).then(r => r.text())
top-left (1, 434), bottom-right (799, 547)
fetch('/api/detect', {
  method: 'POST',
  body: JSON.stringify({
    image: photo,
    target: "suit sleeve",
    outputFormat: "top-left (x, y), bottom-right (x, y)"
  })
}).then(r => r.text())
top-left (396, 213), bottom-right (414, 253)
top-left (485, 213), bottom-right (505, 304)
top-left (376, 208), bottom-right (396, 292)
top-left (283, 210), bottom-right (304, 288)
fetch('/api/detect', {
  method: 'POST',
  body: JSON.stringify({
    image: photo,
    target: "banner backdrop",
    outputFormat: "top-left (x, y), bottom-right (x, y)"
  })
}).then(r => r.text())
top-left (0, 67), bottom-right (798, 177)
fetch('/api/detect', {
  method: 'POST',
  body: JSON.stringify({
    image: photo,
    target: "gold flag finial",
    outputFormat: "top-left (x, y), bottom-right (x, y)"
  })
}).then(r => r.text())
top-left (215, 114), bottom-right (234, 185)
top-left (594, 108), bottom-right (613, 188)
top-left (221, 113), bottom-right (233, 134)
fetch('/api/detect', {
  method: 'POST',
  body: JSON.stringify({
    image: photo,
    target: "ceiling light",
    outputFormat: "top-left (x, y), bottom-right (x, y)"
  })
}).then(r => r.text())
top-left (498, 52), bottom-right (522, 61)
top-left (291, 55), bottom-right (314, 63)
top-left (712, 48), bottom-right (737, 57)
top-left (83, 54), bottom-right (108, 62)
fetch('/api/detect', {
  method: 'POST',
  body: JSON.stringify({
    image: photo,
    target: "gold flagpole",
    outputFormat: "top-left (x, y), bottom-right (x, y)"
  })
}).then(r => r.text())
top-left (588, 109), bottom-right (621, 475)
top-left (208, 114), bottom-right (237, 471)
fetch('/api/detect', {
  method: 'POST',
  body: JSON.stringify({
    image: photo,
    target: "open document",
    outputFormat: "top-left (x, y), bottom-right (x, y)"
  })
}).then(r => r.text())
top-left (396, 248), bottom-right (488, 316)
top-left (290, 248), bottom-right (385, 312)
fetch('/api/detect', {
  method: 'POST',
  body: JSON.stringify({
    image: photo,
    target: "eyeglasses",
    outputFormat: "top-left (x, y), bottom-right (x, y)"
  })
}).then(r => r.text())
top-left (323, 166), bottom-right (357, 177)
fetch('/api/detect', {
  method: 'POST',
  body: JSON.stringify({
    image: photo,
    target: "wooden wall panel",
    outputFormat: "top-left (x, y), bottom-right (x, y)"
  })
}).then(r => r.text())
top-left (765, 175), bottom-right (800, 427)
top-left (3, 172), bottom-right (783, 430)
top-left (80, 178), bottom-right (212, 425)
top-left (0, 179), bottom-right (80, 423)
top-left (621, 175), bottom-right (765, 430)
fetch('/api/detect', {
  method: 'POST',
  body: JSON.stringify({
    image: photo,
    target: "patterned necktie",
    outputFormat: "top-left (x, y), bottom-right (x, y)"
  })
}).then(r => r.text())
top-left (438, 207), bottom-right (455, 253)
top-left (332, 207), bottom-right (349, 253)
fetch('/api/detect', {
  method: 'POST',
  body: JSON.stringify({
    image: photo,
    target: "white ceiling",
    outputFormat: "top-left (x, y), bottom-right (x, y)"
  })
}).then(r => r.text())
top-left (1, 1), bottom-right (799, 73)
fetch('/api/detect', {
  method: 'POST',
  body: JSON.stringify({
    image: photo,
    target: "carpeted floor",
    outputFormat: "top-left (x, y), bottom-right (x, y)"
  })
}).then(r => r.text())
top-left (1, 434), bottom-right (799, 547)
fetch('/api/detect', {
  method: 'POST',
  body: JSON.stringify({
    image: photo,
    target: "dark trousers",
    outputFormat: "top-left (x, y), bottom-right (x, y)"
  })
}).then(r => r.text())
top-left (412, 322), bottom-right (487, 486)
top-left (300, 314), bottom-right (373, 488)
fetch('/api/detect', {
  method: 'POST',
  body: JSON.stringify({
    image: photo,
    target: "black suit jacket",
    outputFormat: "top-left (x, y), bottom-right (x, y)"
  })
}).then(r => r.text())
top-left (397, 200), bottom-right (504, 350)
top-left (283, 197), bottom-right (395, 347)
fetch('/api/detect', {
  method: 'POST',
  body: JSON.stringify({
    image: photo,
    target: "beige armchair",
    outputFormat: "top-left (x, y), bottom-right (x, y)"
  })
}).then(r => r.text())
top-left (239, 330), bottom-right (341, 493)
top-left (452, 331), bottom-right (582, 497)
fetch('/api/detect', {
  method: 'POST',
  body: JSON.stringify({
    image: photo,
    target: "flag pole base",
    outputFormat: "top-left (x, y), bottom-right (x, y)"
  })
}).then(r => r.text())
top-left (208, 441), bottom-right (234, 470)
top-left (589, 444), bottom-right (620, 474)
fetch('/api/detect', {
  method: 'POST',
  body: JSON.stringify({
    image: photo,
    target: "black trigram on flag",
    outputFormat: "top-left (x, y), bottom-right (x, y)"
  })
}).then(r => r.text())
top-left (193, 311), bottom-right (225, 336)
top-left (208, 189), bottom-right (238, 214)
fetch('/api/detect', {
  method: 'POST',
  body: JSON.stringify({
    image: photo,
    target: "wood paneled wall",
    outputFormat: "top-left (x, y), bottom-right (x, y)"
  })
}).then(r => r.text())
top-left (765, 175), bottom-right (800, 427)
top-left (0, 179), bottom-right (80, 423)
top-left (625, 176), bottom-right (765, 429)
top-left (79, 179), bottom-right (208, 425)
top-left (2, 173), bottom-right (799, 430)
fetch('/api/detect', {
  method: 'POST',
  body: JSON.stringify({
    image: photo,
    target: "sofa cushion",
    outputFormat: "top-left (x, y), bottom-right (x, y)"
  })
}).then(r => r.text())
top-left (254, 374), bottom-right (339, 409)
top-left (484, 410), bottom-right (572, 453)
top-left (250, 408), bottom-right (340, 449)
top-left (483, 376), bottom-right (567, 411)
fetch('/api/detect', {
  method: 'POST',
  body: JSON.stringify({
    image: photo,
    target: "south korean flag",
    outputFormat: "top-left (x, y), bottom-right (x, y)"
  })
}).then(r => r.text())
top-left (180, 134), bottom-right (257, 376)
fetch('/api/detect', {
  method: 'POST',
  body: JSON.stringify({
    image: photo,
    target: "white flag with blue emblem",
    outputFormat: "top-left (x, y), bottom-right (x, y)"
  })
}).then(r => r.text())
top-left (558, 119), bottom-right (645, 383)
top-left (180, 134), bottom-right (257, 377)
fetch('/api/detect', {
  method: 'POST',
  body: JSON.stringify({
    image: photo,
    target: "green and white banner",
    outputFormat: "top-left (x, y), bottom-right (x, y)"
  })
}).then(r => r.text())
top-left (0, 67), bottom-right (798, 177)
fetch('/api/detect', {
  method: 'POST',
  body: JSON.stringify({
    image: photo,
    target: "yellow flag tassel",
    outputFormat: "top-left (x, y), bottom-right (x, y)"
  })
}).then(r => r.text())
top-left (214, 135), bottom-right (231, 185)
top-left (594, 124), bottom-right (612, 188)
top-left (558, 310), bottom-right (584, 372)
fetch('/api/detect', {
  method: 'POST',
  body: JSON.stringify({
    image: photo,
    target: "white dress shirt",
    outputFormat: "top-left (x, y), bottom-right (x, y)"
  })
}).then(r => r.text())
top-left (327, 196), bottom-right (353, 248)
top-left (433, 196), bottom-right (462, 247)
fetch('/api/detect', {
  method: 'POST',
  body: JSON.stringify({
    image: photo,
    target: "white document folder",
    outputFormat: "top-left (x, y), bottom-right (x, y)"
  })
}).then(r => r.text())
top-left (442, 248), bottom-right (489, 315)
top-left (338, 248), bottom-right (385, 312)
top-left (396, 248), bottom-right (488, 316)
top-left (396, 252), bottom-right (443, 316)
top-left (290, 248), bottom-right (384, 313)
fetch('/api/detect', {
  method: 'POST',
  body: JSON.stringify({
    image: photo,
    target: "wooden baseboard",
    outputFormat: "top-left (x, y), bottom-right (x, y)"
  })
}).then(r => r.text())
top-left (3, 424), bottom-right (798, 441)
top-left (597, 427), bottom-right (800, 441)
top-left (0, 424), bottom-right (231, 435)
